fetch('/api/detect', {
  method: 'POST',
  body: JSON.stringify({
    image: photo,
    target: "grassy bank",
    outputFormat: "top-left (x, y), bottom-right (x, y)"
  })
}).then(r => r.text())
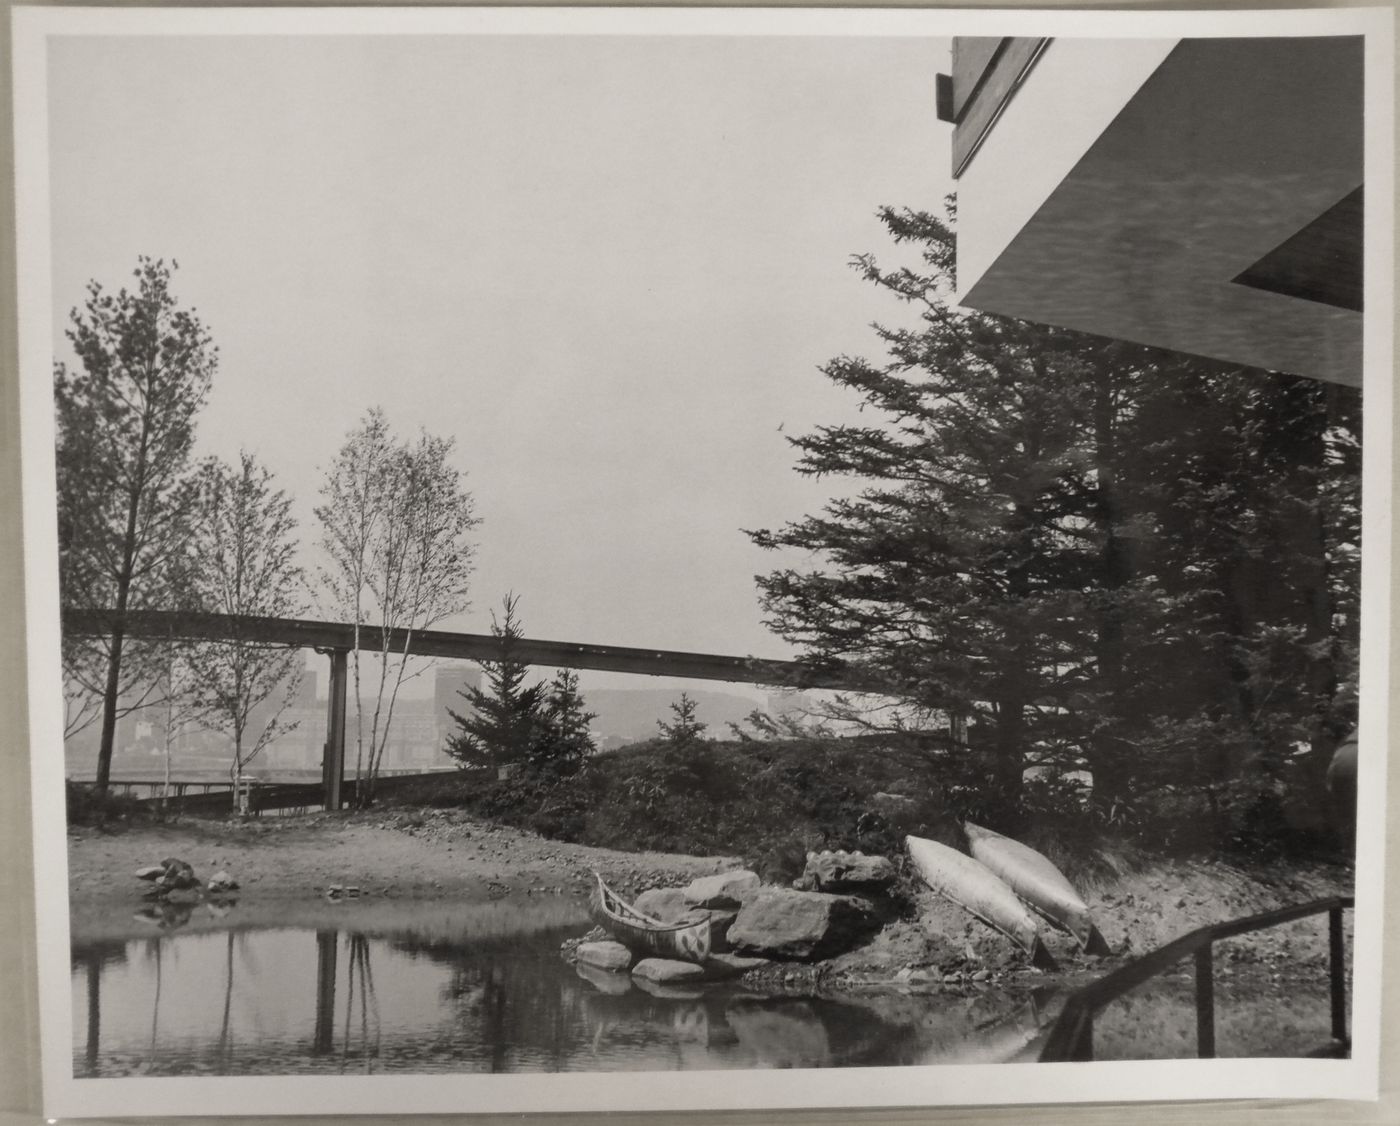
top-left (383, 734), bottom-right (1353, 887)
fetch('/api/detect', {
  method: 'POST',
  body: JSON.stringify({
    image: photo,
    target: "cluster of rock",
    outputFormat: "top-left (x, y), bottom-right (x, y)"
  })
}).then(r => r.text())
top-left (134, 858), bottom-right (238, 897)
top-left (567, 852), bottom-right (899, 987)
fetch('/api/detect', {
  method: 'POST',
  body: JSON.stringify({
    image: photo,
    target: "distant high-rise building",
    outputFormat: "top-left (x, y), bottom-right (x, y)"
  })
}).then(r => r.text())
top-left (434, 664), bottom-right (482, 744)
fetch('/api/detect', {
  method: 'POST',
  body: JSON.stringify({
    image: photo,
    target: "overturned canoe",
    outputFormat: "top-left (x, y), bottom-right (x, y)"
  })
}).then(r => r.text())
top-left (587, 873), bottom-right (712, 964)
top-left (963, 822), bottom-right (1111, 956)
top-left (906, 835), bottom-right (1058, 971)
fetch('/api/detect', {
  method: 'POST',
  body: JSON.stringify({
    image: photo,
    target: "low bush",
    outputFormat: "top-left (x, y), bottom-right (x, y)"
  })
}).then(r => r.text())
top-left (66, 782), bottom-right (158, 828)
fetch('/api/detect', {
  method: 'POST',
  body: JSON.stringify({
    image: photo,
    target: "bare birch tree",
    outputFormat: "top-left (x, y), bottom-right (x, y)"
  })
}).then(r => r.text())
top-left (316, 410), bottom-right (480, 805)
top-left (186, 452), bottom-right (304, 811)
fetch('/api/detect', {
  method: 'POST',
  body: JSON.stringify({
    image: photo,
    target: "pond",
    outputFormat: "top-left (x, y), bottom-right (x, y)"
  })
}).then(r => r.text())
top-left (70, 896), bottom-right (1340, 1076)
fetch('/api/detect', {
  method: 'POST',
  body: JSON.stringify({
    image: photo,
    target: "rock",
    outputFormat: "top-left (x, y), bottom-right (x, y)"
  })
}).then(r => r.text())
top-left (576, 941), bottom-right (634, 973)
top-left (632, 977), bottom-right (704, 1001)
top-left (684, 869), bottom-right (761, 909)
top-left (803, 850), bottom-right (896, 894)
top-left (135, 865), bottom-right (166, 882)
top-left (206, 870), bottom-right (239, 893)
top-left (159, 860), bottom-right (199, 890)
top-left (635, 887), bottom-right (705, 924)
top-left (576, 961), bottom-right (633, 995)
top-left (702, 953), bottom-right (771, 980)
top-left (728, 889), bottom-right (878, 961)
top-left (632, 957), bottom-right (707, 984)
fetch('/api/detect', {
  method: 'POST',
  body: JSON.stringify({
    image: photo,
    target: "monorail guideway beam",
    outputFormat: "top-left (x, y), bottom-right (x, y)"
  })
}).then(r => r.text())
top-left (64, 608), bottom-right (874, 813)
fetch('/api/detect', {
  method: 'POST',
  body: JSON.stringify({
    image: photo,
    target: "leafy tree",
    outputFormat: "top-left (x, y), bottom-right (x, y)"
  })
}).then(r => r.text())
top-left (54, 258), bottom-right (215, 792)
top-left (445, 594), bottom-right (545, 771)
top-left (184, 452), bottom-right (304, 810)
top-left (316, 408), bottom-right (481, 803)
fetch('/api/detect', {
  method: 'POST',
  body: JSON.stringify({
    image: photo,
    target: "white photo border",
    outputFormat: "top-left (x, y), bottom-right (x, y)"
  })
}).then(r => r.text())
top-left (11, 5), bottom-right (1393, 1117)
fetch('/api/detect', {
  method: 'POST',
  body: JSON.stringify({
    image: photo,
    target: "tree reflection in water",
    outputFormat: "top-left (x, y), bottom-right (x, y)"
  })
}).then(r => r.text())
top-left (72, 911), bottom-right (1076, 1075)
top-left (340, 934), bottom-right (382, 1073)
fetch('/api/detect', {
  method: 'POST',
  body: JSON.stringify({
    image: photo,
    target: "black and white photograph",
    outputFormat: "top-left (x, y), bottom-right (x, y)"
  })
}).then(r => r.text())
top-left (9, 5), bottom-right (1393, 1117)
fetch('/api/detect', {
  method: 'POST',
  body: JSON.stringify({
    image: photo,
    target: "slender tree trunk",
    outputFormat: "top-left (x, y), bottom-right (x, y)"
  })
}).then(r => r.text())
top-left (991, 687), bottom-right (1026, 822)
top-left (95, 404), bottom-right (152, 794)
top-left (1089, 358), bottom-right (1133, 815)
top-left (95, 611), bottom-right (126, 794)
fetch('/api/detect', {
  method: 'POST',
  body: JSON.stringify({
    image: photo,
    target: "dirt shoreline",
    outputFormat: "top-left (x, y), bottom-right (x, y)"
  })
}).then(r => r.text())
top-left (68, 808), bottom-right (741, 906)
top-left (67, 808), bottom-right (1355, 983)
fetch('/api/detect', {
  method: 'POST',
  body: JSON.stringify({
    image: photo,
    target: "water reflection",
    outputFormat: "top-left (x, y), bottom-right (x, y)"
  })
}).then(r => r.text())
top-left (74, 899), bottom-right (1068, 1076)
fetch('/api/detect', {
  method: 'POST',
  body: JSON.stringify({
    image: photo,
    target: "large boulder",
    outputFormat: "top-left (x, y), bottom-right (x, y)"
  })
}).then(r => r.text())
top-left (728, 889), bottom-right (877, 961)
top-left (803, 850), bottom-right (897, 894)
top-left (576, 941), bottom-right (634, 972)
top-left (635, 887), bottom-right (707, 924)
top-left (632, 957), bottom-right (707, 984)
top-left (684, 869), bottom-right (761, 909)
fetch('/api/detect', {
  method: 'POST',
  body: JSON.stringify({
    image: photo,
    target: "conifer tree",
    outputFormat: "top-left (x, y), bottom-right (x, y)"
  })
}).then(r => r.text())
top-left (445, 594), bottom-right (545, 770)
top-left (530, 670), bottom-right (597, 777)
top-left (749, 204), bottom-right (1360, 835)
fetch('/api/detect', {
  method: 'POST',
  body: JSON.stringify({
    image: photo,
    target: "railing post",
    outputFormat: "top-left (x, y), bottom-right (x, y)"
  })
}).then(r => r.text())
top-left (1329, 906), bottom-right (1348, 1045)
top-left (1195, 944), bottom-right (1216, 1058)
top-left (1072, 1010), bottom-right (1094, 1061)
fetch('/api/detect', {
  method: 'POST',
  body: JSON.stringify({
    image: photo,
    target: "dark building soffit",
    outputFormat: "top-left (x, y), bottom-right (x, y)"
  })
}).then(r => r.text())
top-left (1233, 186), bottom-right (1364, 312)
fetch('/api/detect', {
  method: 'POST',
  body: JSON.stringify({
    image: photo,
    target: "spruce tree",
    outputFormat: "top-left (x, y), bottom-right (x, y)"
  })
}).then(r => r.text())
top-left (445, 594), bottom-right (545, 770)
top-left (748, 204), bottom-right (1361, 836)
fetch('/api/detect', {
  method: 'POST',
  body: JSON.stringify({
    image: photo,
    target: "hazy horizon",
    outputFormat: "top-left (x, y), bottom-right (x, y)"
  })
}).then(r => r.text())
top-left (48, 33), bottom-right (952, 668)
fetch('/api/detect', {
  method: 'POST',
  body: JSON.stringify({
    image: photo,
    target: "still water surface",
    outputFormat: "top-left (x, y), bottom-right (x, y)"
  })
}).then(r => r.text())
top-left (71, 896), bottom-right (1336, 1076)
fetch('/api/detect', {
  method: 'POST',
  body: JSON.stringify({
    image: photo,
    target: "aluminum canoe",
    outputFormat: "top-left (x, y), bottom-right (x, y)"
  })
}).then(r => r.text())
top-left (905, 834), bottom-right (1058, 970)
top-left (963, 822), bottom-right (1111, 955)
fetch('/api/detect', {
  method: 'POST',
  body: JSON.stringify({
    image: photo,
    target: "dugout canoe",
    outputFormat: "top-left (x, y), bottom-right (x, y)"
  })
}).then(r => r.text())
top-left (906, 835), bottom-right (1058, 971)
top-left (963, 822), bottom-right (1112, 956)
top-left (587, 873), bottom-right (712, 964)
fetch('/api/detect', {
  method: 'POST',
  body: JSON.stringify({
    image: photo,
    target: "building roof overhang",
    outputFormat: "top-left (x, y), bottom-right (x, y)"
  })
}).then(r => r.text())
top-left (950, 36), bottom-right (1363, 385)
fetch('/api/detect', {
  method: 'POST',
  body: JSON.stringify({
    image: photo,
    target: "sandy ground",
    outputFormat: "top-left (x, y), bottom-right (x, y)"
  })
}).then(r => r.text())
top-left (68, 808), bottom-right (739, 906)
top-left (68, 808), bottom-right (1354, 984)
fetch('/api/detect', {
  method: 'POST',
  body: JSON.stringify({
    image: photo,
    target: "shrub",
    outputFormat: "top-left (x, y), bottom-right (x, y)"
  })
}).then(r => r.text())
top-left (66, 782), bottom-right (155, 828)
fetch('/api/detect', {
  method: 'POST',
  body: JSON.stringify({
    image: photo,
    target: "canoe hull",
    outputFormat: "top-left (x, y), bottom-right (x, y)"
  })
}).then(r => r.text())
top-left (963, 822), bottom-right (1110, 955)
top-left (905, 835), bottom-right (1057, 970)
top-left (587, 874), bottom-right (712, 964)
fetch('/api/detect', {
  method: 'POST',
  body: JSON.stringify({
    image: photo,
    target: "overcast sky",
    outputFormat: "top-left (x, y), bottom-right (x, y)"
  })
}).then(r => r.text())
top-left (48, 32), bottom-right (951, 690)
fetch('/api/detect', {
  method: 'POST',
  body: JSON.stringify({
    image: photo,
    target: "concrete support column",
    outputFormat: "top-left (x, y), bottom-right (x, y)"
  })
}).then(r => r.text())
top-left (321, 648), bottom-right (348, 811)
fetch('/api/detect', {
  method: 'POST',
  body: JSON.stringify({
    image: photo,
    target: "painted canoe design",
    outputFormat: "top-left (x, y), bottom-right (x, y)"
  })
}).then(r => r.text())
top-left (963, 822), bottom-right (1111, 955)
top-left (587, 872), bottom-right (712, 964)
top-left (906, 835), bottom-right (1058, 971)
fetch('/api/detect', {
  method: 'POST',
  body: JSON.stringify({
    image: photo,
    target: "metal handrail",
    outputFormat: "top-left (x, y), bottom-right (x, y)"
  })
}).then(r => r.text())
top-left (1039, 895), bottom-right (1353, 1061)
